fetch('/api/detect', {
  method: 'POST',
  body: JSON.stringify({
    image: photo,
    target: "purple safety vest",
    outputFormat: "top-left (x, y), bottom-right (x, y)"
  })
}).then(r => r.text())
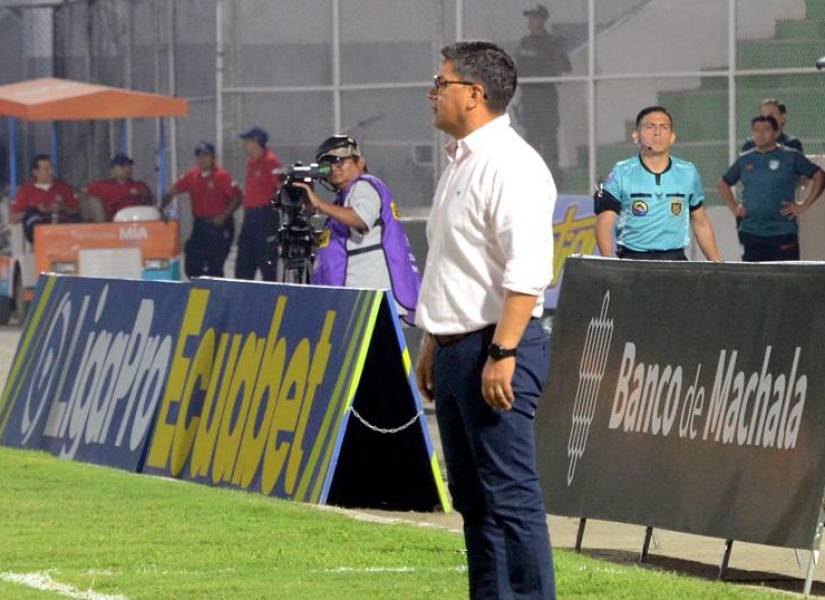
top-left (313, 174), bottom-right (421, 326)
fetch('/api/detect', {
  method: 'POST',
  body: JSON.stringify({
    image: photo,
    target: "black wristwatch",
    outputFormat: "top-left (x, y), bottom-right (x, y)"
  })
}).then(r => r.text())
top-left (488, 343), bottom-right (517, 361)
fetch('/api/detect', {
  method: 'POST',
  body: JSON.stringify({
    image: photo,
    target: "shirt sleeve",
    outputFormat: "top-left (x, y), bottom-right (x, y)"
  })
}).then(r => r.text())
top-left (267, 154), bottom-right (283, 191)
top-left (689, 168), bottom-right (705, 209)
top-left (721, 160), bottom-right (741, 187)
top-left (173, 172), bottom-right (191, 193)
top-left (58, 183), bottom-right (80, 210)
top-left (740, 138), bottom-right (754, 153)
top-left (793, 152), bottom-right (820, 178)
top-left (489, 159), bottom-right (555, 296)
top-left (10, 186), bottom-right (28, 214)
top-left (346, 181), bottom-right (381, 233)
top-left (139, 182), bottom-right (154, 203)
top-left (595, 168), bottom-right (623, 214)
top-left (788, 138), bottom-right (804, 153)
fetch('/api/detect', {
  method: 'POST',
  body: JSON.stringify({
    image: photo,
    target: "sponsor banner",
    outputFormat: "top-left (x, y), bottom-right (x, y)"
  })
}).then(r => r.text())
top-left (537, 257), bottom-right (825, 549)
top-left (1, 275), bottom-right (449, 510)
top-left (142, 278), bottom-right (385, 503)
top-left (0, 275), bottom-right (185, 470)
top-left (546, 195), bottom-right (598, 310)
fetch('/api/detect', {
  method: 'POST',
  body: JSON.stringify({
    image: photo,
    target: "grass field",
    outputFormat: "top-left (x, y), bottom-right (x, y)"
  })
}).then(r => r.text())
top-left (0, 447), bottom-right (780, 599)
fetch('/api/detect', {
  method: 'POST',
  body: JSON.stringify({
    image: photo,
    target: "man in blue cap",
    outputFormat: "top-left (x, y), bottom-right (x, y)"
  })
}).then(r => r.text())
top-left (84, 153), bottom-right (154, 221)
top-left (161, 142), bottom-right (242, 278)
top-left (236, 126), bottom-right (282, 281)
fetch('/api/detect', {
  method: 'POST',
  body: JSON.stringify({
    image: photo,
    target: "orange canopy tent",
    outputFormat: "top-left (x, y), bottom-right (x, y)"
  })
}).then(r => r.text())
top-left (0, 77), bottom-right (188, 121)
top-left (1, 78), bottom-right (189, 196)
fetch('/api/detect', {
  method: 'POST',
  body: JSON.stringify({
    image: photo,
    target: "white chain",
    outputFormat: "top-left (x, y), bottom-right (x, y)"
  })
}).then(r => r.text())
top-left (349, 407), bottom-right (423, 434)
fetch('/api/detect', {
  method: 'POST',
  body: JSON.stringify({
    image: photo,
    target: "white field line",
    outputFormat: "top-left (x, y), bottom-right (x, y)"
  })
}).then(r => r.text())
top-left (321, 566), bottom-right (467, 573)
top-left (0, 572), bottom-right (128, 600)
top-left (312, 504), bottom-right (462, 534)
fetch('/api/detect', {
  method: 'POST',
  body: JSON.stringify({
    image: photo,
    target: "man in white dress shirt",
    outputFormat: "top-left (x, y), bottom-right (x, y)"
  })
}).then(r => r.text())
top-left (415, 40), bottom-right (557, 599)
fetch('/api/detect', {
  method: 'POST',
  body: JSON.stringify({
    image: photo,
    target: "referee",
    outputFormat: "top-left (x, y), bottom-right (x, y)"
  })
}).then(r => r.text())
top-left (595, 105), bottom-right (721, 261)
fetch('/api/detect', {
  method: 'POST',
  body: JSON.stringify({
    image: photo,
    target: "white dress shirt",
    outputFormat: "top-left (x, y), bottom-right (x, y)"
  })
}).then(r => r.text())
top-left (416, 114), bottom-right (556, 335)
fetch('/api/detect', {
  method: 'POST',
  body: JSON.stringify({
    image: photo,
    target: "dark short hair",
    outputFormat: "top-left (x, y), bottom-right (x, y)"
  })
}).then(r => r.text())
top-left (635, 106), bottom-right (673, 129)
top-left (760, 98), bottom-right (787, 114)
top-left (751, 114), bottom-right (779, 131)
top-left (440, 41), bottom-right (517, 113)
top-left (30, 153), bottom-right (51, 174)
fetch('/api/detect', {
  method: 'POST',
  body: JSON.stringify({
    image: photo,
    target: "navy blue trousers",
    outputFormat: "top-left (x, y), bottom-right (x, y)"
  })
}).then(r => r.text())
top-left (235, 207), bottom-right (278, 281)
top-left (185, 218), bottom-right (234, 279)
top-left (434, 320), bottom-right (556, 600)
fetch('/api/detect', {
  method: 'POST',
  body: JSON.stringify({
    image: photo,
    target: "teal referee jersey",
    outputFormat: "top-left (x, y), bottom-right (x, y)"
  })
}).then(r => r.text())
top-left (595, 154), bottom-right (704, 252)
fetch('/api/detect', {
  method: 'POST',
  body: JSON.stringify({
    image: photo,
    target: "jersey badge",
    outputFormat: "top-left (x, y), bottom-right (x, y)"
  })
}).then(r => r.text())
top-left (670, 200), bottom-right (683, 216)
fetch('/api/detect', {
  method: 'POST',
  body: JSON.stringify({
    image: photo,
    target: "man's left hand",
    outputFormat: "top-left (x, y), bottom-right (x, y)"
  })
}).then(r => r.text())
top-left (781, 201), bottom-right (807, 219)
top-left (481, 357), bottom-right (515, 411)
top-left (211, 214), bottom-right (227, 227)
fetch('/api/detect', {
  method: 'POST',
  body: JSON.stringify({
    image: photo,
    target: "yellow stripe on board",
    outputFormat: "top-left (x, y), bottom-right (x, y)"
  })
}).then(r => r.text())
top-left (310, 291), bottom-right (383, 503)
top-left (401, 347), bottom-right (411, 376)
top-left (430, 453), bottom-right (452, 513)
top-left (294, 290), bottom-right (375, 502)
top-left (0, 277), bottom-right (58, 438)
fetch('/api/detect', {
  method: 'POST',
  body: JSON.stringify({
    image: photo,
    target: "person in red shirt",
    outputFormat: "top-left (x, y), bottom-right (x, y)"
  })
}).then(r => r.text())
top-left (84, 154), bottom-right (154, 221)
top-left (10, 154), bottom-right (81, 242)
top-left (235, 126), bottom-right (282, 281)
top-left (161, 142), bottom-right (242, 278)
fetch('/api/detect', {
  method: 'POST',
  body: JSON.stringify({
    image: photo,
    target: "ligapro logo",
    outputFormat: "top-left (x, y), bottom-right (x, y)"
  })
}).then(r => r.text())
top-left (566, 291), bottom-right (614, 486)
top-left (18, 284), bottom-right (172, 458)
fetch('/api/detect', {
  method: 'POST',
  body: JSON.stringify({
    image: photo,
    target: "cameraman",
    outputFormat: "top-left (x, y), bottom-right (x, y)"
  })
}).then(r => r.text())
top-left (291, 135), bottom-right (421, 325)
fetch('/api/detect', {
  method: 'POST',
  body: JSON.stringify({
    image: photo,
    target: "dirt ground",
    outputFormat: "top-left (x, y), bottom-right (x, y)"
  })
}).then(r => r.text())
top-left (1, 323), bottom-right (823, 597)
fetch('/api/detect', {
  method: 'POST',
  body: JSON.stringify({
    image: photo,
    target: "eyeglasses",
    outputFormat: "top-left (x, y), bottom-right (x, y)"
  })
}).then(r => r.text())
top-left (431, 76), bottom-right (487, 98)
top-left (318, 155), bottom-right (353, 167)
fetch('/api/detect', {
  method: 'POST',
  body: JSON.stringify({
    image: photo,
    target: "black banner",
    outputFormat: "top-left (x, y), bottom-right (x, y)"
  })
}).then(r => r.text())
top-left (536, 257), bottom-right (825, 549)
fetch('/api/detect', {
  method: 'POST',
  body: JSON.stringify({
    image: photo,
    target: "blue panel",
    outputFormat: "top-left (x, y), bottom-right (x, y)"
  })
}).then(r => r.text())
top-left (0, 275), bottom-right (188, 471)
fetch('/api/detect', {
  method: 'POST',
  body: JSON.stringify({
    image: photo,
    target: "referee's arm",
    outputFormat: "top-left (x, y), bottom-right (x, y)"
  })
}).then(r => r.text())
top-left (690, 206), bottom-right (722, 262)
top-left (594, 189), bottom-right (621, 257)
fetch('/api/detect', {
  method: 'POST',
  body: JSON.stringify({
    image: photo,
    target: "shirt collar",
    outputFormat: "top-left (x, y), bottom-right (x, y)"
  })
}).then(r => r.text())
top-left (445, 114), bottom-right (511, 162)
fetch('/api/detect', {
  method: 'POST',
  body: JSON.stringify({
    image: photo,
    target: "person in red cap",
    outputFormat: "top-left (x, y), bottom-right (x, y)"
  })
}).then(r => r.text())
top-left (83, 153), bottom-right (154, 221)
top-left (10, 154), bottom-right (81, 242)
top-left (235, 126), bottom-right (282, 281)
top-left (161, 142), bottom-right (242, 278)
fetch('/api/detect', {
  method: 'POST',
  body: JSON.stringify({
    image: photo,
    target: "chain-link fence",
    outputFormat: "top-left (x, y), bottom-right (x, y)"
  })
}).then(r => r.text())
top-left (1, 0), bottom-right (824, 211)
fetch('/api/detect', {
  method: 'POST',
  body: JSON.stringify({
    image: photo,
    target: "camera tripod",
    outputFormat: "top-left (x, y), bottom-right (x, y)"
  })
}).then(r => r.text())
top-left (278, 255), bottom-right (314, 284)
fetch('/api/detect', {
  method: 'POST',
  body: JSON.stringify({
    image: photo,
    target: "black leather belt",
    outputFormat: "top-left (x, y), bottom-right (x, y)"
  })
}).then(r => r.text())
top-left (432, 324), bottom-right (495, 348)
top-left (432, 332), bottom-right (471, 347)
